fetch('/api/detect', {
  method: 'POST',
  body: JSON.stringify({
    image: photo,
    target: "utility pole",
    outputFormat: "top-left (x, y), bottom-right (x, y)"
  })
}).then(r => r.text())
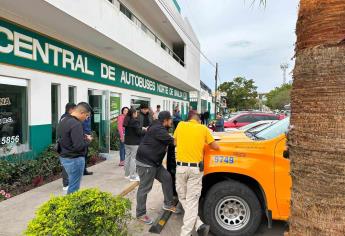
top-left (214, 62), bottom-right (218, 116)
top-left (280, 63), bottom-right (289, 85)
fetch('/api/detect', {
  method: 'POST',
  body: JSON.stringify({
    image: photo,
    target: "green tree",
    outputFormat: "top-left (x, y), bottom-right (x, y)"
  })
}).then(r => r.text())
top-left (218, 77), bottom-right (258, 110)
top-left (265, 83), bottom-right (292, 110)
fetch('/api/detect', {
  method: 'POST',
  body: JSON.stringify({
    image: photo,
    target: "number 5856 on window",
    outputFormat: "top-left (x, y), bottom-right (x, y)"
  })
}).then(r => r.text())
top-left (1, 135), bottom-right (20, 145)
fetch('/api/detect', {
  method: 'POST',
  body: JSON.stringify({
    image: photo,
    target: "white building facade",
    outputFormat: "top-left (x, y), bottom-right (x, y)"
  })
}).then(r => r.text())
top-left (0, 0), bottom-right (200, 156)
top-left (190, 81), bottom-right (215, 119)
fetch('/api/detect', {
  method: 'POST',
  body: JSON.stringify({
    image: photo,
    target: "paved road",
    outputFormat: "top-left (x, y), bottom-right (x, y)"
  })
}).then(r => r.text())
top-left (128, 180), bottom-right (288, 236)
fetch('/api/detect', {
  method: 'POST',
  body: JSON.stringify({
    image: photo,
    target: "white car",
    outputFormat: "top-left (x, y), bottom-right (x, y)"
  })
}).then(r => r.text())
top-left (224, 120), bottom-right (278, 133)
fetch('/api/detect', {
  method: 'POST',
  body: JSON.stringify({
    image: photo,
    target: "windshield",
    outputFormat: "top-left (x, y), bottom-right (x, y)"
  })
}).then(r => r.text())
top-left (239, 122), bottom-right (265, 131)
top-left (254, 118), bottom-right (290, 140)
top-left (247, 121), bottom-right (277, 133)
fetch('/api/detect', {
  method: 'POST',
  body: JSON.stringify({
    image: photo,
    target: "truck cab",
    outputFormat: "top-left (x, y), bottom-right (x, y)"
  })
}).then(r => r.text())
top-left (201, 118), bottom-right (291, 236)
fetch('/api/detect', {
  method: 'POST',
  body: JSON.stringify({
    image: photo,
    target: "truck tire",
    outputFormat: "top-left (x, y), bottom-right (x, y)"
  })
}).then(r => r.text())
top-left (203, 180), bottom-right (262, 236)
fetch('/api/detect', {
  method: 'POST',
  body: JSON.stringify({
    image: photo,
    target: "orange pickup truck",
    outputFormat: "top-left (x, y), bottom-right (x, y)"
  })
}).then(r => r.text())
top-left (200, 118), bottom-right (291, 236)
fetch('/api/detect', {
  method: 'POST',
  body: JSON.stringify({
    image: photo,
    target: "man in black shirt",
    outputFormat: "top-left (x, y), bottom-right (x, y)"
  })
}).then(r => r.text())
top-left (59, 102), bottom-right (76, 191)
top-left (138, 103), bottom-right (152, 130)
top-left (60, 102), bottom-right (76, 121)
top-left (57, 102), bottom-right (92, 194)
top-left (135, 111), bottom-right (180, 225)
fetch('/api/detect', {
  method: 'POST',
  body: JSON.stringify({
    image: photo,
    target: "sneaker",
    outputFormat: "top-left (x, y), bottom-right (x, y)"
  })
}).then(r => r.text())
top-left (129, 176), bottom-right (140, 182)
top-left (137, 215), bottom-right (153, 225)
top-left (83, 170), bottom-right (93, 175)
top-left (197, 224), bottom-right (210, 236)
top-left (162, 205), bottom-right (182, 214)
top-left (62, 186), bottom-right (68, 191)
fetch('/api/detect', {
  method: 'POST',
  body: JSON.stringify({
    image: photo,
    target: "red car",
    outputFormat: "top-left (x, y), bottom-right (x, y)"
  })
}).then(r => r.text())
top-left (224, 113), bottom-right (280, 128)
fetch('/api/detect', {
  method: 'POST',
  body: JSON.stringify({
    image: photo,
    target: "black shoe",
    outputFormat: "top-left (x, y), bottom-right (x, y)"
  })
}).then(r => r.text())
top-left (84, 171), bottom-right (93, 175)
top-left (197, 224), bottom-right (210, 236)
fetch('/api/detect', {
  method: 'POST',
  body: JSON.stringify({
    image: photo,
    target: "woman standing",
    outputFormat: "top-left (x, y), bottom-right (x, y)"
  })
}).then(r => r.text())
top-left (117, 107), bottom-right (129, 166)
top-left (123, 108), bottom-right (146, 181)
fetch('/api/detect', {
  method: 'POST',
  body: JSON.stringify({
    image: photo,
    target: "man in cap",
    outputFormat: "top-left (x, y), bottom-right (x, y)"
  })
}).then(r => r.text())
top-left (135, 111), bottom-right (180, 225)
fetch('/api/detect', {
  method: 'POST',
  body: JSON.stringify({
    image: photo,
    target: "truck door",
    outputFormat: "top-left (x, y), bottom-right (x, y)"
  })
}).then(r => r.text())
top-left (274, 136), bottom-right (292, 219)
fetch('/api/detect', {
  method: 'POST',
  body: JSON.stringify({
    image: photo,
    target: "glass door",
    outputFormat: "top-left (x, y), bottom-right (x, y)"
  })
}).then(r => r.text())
top-left (88, 90), bottom-right (109, 153)
top-left (130, 96), bottom-right (150, 110)
top-left (51, 84), bottom-right (60, 143)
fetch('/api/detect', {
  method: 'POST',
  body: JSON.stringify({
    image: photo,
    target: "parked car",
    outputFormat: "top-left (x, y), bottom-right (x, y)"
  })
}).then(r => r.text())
top-left (201, 118), bottom-right (291, 236)
top-left (224, 120), bottom-right (278, 133)
top-left (224, 113), bottom-right (280, 128)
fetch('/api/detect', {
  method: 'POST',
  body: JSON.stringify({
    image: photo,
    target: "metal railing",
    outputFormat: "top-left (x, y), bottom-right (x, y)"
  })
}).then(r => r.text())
top-left (107, 0), bottom-right (185, 67)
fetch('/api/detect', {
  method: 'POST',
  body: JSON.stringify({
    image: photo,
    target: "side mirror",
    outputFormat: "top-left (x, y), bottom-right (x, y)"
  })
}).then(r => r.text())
top-left (283, 150), bottom-right (289, 159)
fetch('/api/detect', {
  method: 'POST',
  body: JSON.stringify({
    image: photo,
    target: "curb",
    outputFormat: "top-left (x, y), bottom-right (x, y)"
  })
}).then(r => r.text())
top-left (118, 182), bottom-right (139, 197)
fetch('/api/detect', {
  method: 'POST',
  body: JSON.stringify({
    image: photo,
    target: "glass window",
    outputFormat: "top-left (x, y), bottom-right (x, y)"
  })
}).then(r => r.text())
top-left (254, 115), bottom-right (279, 121)
top-left (255, 118), bottom-right (290, 140)
top-left (120, 3), bottom-right (133, 20)
top-left (236, 115), bottom-right (256, 123)
top-left (0, 84), bottom-right (28, 151)
top-left (68, 86), bottom-right (76, 103)
top-left (239, 121), bottom-right (264, 131)
top-left (268, 115), bottom-right (279, 120)
top-left (131, 97), bottom-right (150, 110)
top-left (161, 42), bottom-right (167, 50)
top-left (249, 121), bottom-right (278, 133)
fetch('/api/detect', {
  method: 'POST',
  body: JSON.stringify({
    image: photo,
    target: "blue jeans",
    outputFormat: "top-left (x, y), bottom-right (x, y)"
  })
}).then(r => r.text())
top-left (120, 141), bottom-right (125, 162)
top-left (59, 156), bottom-right (85, 194)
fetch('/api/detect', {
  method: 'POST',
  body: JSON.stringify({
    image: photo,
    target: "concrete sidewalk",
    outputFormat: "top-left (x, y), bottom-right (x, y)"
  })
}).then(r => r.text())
top-left (0, 151), bottom-right (287, 236)
top-left (0, 151), bottom-right (135, 236)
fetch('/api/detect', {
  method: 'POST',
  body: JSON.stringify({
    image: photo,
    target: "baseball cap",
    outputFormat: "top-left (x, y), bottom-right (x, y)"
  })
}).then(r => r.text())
top-left (158, 111), bottom-right (172, 121)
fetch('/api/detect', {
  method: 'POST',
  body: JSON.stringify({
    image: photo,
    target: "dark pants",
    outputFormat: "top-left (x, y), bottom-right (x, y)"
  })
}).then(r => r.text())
top-left (173, 121), bottom-right (180, 132)
top-left (167, 143), bottom-right (177, 197)
top-left (136, 165), bottom-right (174, 217)
top-left (62, 166), bottom-right (69, 187)
top-left (84, 147), bottom-right (89, 173)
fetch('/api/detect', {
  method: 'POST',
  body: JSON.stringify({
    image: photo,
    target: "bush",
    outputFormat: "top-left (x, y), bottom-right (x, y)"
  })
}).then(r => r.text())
top-left (25, 188), bottom-right (131, 236)
top-left (110, 121), bottom-right (120, 151)
top-left (0, 146), bottom-right (62, 196)
top-left (88, 132), bottom-right (100, 159)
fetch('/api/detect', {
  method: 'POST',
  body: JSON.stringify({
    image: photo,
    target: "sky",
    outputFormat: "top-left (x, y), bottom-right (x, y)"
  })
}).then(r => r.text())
top-left (178, 0), bottom-right (300, 93)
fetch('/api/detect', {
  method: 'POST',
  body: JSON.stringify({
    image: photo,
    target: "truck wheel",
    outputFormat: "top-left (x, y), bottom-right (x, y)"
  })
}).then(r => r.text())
top-left (203, 180), bottom-right (262, 236)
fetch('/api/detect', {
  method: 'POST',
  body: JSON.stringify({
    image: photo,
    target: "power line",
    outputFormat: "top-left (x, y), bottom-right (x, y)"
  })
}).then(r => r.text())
top-left (157, 0), bottom-right (216, 68)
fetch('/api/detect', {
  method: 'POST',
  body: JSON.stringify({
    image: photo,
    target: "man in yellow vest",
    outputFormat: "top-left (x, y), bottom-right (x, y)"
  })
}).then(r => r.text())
top-left (174, 110), bottom-right (220, 236)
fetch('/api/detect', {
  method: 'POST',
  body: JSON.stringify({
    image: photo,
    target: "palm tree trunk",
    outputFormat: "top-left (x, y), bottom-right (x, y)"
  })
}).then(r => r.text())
top-left (290, 0), bottom-right (345, 235)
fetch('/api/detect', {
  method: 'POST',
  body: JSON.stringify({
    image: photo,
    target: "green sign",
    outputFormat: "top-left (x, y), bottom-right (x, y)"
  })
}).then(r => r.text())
top-left (0, 18), bottom-right (189, 101)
